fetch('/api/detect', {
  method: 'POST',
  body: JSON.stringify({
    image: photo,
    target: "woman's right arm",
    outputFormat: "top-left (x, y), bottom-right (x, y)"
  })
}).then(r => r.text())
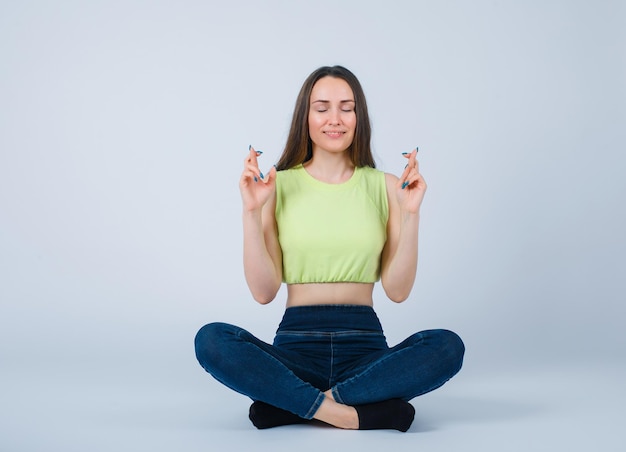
top-left (240, 147), bottom-right (282, 304)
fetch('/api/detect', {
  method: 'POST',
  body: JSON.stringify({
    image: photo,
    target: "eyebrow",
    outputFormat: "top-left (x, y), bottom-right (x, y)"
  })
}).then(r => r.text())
top-left (311, 99), bottom-right (355, 104)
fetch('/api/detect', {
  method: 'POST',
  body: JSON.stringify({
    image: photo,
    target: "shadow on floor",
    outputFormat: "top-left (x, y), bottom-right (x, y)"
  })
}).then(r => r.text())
top-left (409, 394), bottom-right (540, 433)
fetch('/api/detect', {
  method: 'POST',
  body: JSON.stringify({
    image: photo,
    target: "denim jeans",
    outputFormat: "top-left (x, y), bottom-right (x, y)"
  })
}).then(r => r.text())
top-left (194, 305), bottom-right (464, 419)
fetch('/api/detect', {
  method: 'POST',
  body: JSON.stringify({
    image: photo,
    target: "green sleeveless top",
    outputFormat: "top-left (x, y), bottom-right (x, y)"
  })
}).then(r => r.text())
top-left (275, 164), bottom-right (389, 284)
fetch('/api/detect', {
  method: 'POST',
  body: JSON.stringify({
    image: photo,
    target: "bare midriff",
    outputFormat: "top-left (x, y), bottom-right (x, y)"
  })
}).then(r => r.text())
top-left (286, 282), bottom-right (375, 307)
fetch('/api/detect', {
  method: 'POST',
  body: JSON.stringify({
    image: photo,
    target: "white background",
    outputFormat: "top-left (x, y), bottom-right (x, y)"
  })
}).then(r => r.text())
top-left (1, 1), bottom-right (625, 451)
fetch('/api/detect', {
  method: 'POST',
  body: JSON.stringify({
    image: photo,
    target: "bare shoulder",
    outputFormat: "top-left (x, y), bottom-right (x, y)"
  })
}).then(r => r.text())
top-left (383, 172), bottom-right (399, 203)
top-left (384, 172), bottom-right (400, 186)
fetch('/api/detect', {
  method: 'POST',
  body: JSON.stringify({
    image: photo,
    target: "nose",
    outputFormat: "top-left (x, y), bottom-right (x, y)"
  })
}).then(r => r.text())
top-left (328, 108), bottom-right (341, 125)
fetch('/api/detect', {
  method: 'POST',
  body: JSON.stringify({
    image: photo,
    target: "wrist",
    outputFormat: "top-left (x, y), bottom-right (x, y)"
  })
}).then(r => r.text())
top-left (401, 211), bottom-right (420, 223)
top-left (242, 208), bottom-right (263, 223)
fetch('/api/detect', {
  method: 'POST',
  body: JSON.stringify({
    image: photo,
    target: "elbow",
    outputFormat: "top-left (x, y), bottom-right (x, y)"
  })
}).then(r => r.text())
top-left (245, 271), bottom-right (281, 304)
top-left (253, 295), bottom-right (274, 305)
top-left (381, 276), bottom-right (413, 303)
top-left (391, 295), bottom-right (409, 303)
top-left (385, 290), bottom-right (410, 303)
top-left (250, 282), bottom-right (281, 305)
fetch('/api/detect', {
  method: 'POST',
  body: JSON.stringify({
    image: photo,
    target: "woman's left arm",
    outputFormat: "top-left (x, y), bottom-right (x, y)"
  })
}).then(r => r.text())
top-left (380, 149), bottom-right (427, 302)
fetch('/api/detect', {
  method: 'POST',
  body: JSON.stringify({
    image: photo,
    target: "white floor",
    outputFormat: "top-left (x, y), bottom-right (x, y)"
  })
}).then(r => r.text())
top-left (2, 357), bottom-right (624, 452)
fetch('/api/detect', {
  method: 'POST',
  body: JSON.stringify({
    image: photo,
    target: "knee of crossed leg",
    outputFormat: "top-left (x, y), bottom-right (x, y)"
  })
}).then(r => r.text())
top-left (194, 322), bottom-right (234, 372)
top-left (438, 329), bottom-right (465, 375)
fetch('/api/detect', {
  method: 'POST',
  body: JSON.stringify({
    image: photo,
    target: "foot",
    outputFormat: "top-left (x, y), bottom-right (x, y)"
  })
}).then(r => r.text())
top-left (354, 399), bottom-right (415, 432)
top-left (248, 401), bottom-right (308, 429)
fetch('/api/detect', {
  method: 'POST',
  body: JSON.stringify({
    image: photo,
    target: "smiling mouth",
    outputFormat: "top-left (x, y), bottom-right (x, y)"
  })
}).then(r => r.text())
top-left (324, 131), bottom-right (345, 138)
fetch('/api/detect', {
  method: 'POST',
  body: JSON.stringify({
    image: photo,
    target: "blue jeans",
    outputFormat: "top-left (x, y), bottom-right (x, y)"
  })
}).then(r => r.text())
top-left (194, 305), bottom-right (464, 419)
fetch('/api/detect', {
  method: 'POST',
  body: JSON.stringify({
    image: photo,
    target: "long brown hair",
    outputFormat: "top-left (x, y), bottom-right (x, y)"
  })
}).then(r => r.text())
top-left (275, 66), bottom-right (375, 170)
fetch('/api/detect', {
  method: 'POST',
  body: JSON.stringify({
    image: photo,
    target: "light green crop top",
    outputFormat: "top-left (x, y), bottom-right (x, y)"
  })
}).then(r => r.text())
top-left (275, 164), bottom-right (389, 284)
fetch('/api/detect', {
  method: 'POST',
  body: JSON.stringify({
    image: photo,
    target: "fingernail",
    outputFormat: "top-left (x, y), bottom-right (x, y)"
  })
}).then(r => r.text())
top-left (260, 171), bottom-right (264, 179)
top-left (254, 176), bottom-right (258, 182)
top-left (404, 164), bottom-right (408, 169)
top-left (402, 152), bottom-right (409, 155)
top-left (256, 150), bottom-right (263, 155)
top-left (415, 146), bottom-right (419, 153)
top-left (249, 144), bottom-right (252, 150)
top-left (402, 181), bottom-right (409, 189)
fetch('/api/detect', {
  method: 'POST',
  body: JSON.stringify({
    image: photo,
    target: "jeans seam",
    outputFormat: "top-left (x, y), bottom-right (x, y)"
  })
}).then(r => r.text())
top-left (331, 386), bottom-right (344, 404)
top-left (329, 334), bottom-right (335, 389)
top-left (304, 391), bottom-right (325, 419)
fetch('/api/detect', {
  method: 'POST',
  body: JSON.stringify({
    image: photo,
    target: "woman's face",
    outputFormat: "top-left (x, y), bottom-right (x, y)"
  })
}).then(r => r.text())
top-left (308, 76), bottom-right (356, 155)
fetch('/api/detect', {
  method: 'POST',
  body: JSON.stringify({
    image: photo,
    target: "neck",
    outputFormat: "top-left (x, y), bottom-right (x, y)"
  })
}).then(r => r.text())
top-left (304, 151), bottom-right (354, 184)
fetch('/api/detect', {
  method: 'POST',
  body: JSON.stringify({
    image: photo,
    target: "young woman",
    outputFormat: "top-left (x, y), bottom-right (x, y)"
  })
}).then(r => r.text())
top-left (195, 65), bottom-right (464, 432)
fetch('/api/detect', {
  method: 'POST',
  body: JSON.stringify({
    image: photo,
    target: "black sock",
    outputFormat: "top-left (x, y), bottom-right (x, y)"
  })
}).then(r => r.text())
top-left (354, 399), bottom-right (415, 432)
top-left (248, 401), bottom-right (309, 429)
